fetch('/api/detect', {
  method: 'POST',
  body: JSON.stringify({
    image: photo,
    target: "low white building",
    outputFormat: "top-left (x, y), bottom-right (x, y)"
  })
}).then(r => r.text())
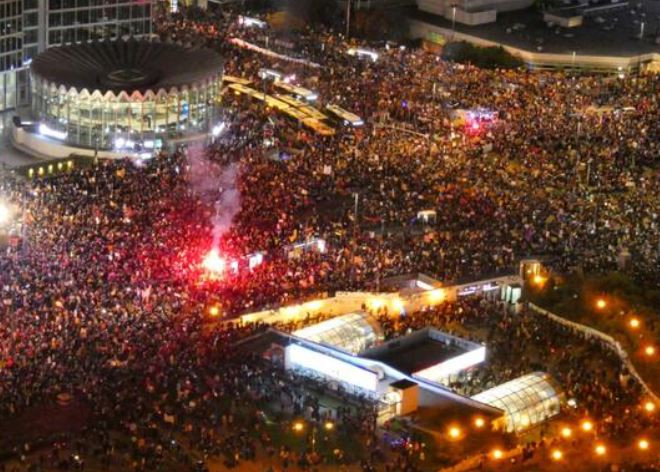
top-left (417, 0), bottom-right (534, 25)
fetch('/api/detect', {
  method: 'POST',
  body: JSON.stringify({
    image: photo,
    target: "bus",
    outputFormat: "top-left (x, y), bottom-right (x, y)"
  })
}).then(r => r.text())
top-left (325, 104), bottom-right (364, 127)
top-left (273, 81), bottom-right (318, 102)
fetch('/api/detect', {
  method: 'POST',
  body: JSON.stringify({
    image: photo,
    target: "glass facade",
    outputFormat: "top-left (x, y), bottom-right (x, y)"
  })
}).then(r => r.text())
top-left (293, 312), bottom-right (383, 355)
top-left (471, 372), bottom-right (563, 432)
top-left (46, 0), bottom-right (152, 47)
top-left (0, 0), bottom-right (23, 111)
top-left (0, 0), bottom-right (154, 112)
top-left (31, 75), bottom-right (223, 150)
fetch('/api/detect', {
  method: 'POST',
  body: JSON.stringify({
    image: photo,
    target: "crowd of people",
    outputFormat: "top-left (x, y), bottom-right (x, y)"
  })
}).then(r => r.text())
top-left (0, 3), bottom-right (658, 471)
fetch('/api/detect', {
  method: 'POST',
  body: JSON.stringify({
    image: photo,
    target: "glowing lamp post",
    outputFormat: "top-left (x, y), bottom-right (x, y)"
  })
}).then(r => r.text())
top-left (638, 439), bottom-right (649, 451)
top-left (561, 426), bottom-right (572, 438)
top-left (474, 417), bottom-right (485, 429)
top-left (643, 401), bottom-right (655, 413)
top-left (208, 305), bottom-right (220, 317)
top-left (595, 298), bottom-right (607, 310)
top-left (491, 449), bottom-right (503, 460)
top-left (644, 345), bottom-right (655, 357)
top-left (629, 317), bottom-right (640, 329)
top-left (594, 444), bottom-right (606, 456)
top-left (551, 449), bottom-right (563, 461)
top-left (581, 420), bottom-right (594, 433)
top-left (448, 426), bottom-right (462, 440)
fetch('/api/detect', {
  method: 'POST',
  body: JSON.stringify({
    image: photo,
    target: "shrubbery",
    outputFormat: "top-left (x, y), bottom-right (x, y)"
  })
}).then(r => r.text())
top-left (442, 41), bottom-right (524, 69)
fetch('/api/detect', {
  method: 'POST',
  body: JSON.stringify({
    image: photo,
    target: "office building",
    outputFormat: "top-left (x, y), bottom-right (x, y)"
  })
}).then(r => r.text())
top-left (0, 0), bottom-right (155, 113)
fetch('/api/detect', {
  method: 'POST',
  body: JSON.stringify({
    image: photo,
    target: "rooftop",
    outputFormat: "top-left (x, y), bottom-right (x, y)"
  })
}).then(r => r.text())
top-left (411, 3), bottom-right (660, 57)
top-left (31, 38), bottom-right (223, 94)
top-left (363, 331), bottom-right (465, 375)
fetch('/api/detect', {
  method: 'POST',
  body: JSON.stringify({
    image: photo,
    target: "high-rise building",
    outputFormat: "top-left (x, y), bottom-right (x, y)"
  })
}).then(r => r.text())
top-left (0, 0), bottom-right (155, 113)
top-left (0, 0), bottom-right (25, 111)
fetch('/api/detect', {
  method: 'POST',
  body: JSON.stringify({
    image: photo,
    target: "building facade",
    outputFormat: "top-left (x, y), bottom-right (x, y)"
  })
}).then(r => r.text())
top-left (0, 0), bottom-right (154, 113)
top-left (28, 38), bottom-right (223, 151)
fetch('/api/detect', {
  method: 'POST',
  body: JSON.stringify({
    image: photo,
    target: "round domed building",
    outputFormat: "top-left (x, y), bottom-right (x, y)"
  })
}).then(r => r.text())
top-left (29, 38), bottom-right (224, 152)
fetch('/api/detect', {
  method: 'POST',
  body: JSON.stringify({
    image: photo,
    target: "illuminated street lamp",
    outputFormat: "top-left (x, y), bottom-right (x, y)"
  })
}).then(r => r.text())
top-left (491, 449), bottom-right (503, 460)
top-left (595, 299), bottom-right (607, 310)
top-left (638, 439), bottom-right (649, 451)
top-left (561, 426), bottom-right (573, 438)
top-left (629, 317), bottom-right (640, 329)
top-left (208, 305), bottom-right (220, 317)
top-left (644, 345), bottom-right (655, 357)
top-left (448, 426), bottom-right (462, 440)
top-left (324, 421), bottom-right (334, 431)
top-left (643, 401), bottom-right (655, 413)
top-left (594, 444), bottom-right (606, 456)
top-left (292, 421), bottom-right (304, 432)
top-left (581, 420), bottom-right (594, 432)
top-left (551, 449), bottom-right (563, 461)
top-left (474, 417), bottom-right (485, 429)
top-left (533, 274), bottom-right (546, 286)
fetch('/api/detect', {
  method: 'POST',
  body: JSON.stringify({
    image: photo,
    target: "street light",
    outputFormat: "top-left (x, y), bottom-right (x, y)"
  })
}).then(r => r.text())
top-left (594, 444), bottom-right (606, 456)
top-left (643, 401), bottom-right (655, 413)
top-left (292, 421), bottom-right (304, 432)
top-left (638, 439), bottom-right (649, 451)
top-left (533, 274), bottom-right (546, 286)
top-left (448, 426), bottom-right (462, 440)
top-left (561, 426), bottom-right (572, 438)
top-left (324, 421), bottom-right (334, 431)
top-left (595, 299), bottom-right (607, 310)
top-left (644, 345), bottom-right (655, 357)
top-left (581, 420), bottom-right (594, 432)
top-left (629, 317), bottom-right (640, 329)
top-left (474, 417), bottom-right (485, 428)
top-left (491, 449), bottom-right (503, 460)
top-left (551, 449), bottom-right (563, 461)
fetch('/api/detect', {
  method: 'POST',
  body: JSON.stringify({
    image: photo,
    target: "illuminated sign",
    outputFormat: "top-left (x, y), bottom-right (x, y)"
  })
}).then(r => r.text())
top-left (248, 253), bottom-right (263, 270)
top-left (237, 16), bottom-right (267, 28)
top-left (413, 346), bottom-right (486, 383)
top-left (458, 282), bottom-right (499, 296)
top-left (286, 344), bottom-right (378, 392)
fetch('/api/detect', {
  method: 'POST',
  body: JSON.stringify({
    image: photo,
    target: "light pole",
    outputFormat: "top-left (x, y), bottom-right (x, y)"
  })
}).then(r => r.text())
top-left (346, 0), bottom-right (351, 38)
top-left (429, 82), bottom-right (436, 156)
top-left (451, 4), bottom-right (457, 39)
top-left (353, 192), bottom-right (359, 235)
top-left (351, 192), bottom-right (359, 286)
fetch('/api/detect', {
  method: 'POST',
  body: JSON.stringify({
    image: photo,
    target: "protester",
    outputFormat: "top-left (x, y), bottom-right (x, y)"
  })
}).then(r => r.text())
top-left (0, 5), bottom-right (657, 471)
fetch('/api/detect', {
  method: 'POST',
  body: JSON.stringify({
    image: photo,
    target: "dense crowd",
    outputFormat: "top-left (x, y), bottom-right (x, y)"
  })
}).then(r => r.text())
top-left (0, 4), bottom-right (658, 471)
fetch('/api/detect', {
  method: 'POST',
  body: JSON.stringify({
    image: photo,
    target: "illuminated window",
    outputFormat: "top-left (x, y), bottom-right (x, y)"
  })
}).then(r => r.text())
top-left (471, 372), bottom-right (563, 432)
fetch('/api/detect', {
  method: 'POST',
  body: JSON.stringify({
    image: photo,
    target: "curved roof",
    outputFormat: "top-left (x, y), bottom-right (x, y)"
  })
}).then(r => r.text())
top-left (292, 311), bottom-right (383, 355)
top-left (471, 372), bottom-right (563, 432)
top-left (31, 38), bottom-right (223, 95)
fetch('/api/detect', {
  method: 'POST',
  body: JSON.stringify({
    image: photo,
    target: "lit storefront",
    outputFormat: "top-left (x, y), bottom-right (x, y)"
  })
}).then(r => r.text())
top-left (29, 38), bottom-right (223, 151)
